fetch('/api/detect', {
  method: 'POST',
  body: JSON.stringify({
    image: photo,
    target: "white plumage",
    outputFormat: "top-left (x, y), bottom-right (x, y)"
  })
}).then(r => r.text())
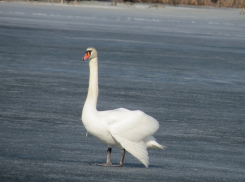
top-left (81, 47), bottom-right (165, 168)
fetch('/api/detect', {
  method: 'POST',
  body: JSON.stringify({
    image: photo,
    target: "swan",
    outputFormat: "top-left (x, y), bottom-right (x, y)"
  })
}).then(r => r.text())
top-left (81, 47), bottom-right (165, 168)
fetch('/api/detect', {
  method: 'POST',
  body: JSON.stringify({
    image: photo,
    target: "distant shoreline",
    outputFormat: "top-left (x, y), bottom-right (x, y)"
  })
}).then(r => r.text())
top-left (1, 0), bottom-right (244, 10)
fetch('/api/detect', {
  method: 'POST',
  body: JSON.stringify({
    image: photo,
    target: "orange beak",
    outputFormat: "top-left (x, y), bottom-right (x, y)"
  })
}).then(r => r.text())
top-left (82, 51), bottom-right (91, 61)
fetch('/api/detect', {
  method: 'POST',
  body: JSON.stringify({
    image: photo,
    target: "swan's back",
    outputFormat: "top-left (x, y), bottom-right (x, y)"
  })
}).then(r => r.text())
top-left (106, 109), bottom-right (159, 141)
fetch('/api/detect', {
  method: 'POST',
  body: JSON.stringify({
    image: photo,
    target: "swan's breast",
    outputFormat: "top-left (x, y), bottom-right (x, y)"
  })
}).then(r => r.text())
top-left (81, 112), bottom-right (119, 147)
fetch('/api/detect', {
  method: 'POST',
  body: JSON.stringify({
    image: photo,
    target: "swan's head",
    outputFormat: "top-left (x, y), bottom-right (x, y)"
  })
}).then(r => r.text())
top-left (82, 47), bottom-right (97, 61)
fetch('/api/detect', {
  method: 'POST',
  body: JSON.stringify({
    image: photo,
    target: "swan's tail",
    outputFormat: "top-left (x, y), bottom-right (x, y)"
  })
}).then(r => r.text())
top-left (144, 135), bottom-right (166, 149)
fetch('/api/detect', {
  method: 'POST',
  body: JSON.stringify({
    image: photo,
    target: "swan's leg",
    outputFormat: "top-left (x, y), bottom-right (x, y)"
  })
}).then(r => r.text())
top-left (119, 149), bottom-right (126, 166)
top-left (93, 148), bottom-right (112, 166)
top-left (110, 149), bottom-right (126, 167)
top-left (93, 148), bottom-right (126, 167)
top-left (106, 148), bottom-right (112, 164)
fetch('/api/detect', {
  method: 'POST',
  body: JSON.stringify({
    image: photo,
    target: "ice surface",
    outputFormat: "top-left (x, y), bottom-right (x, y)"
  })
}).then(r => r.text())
top-left (0, 2), bottom-right (245, 182)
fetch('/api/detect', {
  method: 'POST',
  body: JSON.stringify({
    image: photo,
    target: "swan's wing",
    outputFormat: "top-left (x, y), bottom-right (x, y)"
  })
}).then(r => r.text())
top-left (113, 108), bottom-right (130, 112)
top-left (109, 110), bottom-right (159, 142)
top-left (113, 135), bottom-right (149, 167)
top-left (108, 110), bottom-right (159, 167)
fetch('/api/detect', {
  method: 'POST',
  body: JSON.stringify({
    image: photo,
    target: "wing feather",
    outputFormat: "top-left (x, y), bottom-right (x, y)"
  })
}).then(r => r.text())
top-left (112, 135), bottom-right (149, 167)
top-left (109, 110), bottom-right (159, 142)
top-left (108, 110), bottom-right (159, 167)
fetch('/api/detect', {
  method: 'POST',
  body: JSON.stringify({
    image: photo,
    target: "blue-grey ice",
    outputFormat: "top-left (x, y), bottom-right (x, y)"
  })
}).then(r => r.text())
top-left (0, 2), bottom-right (245, 182)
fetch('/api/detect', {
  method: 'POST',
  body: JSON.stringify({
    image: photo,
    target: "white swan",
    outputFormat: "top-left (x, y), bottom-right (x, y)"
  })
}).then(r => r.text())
top-left (81, 47), bottom-right (165, 168)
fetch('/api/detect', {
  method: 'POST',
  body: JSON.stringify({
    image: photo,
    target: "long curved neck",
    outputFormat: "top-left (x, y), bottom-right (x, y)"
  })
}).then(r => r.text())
top-left (84, 57), bottom-right (98, 111)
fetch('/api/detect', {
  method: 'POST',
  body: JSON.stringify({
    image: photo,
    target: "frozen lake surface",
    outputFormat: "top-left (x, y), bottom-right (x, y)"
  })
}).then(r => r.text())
top-left (0, 2), bottom-right (245, 181)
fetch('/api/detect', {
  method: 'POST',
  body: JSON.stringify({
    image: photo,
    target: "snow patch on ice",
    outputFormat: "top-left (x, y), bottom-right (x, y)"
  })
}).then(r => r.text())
top-left (208, 22), bottom-right (220, 25)
top-left (9, 11), bottom-right (24, 15)
top-left (223, 23), bottom-right (233, 26)
top-left (32, 13), bottom-right (47, 16)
